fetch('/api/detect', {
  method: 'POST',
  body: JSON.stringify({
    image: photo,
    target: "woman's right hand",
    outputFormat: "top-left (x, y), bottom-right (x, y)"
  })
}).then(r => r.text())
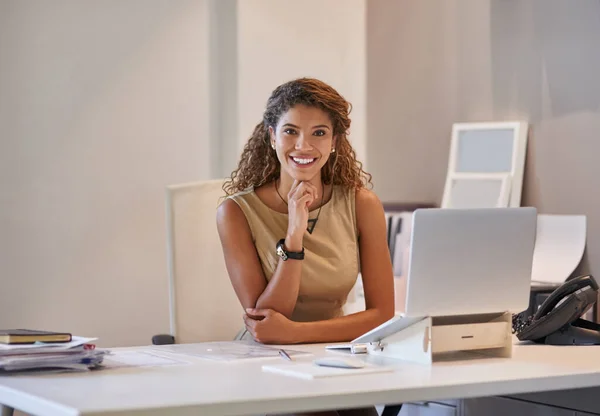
top-left (285, 180), bottom-right (318, 251)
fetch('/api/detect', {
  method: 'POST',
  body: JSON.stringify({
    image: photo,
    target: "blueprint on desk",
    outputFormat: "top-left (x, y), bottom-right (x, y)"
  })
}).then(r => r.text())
top-left (150, 341), bottom-right (312, 362)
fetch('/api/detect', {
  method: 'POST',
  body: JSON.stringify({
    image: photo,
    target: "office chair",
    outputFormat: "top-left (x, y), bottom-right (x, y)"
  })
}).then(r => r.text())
top-left (152, 179), bottom-right (242, 344)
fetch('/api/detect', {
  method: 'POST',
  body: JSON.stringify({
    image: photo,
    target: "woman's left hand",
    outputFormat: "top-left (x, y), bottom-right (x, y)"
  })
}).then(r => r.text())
top-left (243, 308), bottom-right (299, 344)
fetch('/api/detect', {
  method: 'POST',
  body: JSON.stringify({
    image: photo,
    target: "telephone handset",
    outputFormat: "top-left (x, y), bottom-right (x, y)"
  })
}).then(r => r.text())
top-left (514, 275), bottom-right (600, 345)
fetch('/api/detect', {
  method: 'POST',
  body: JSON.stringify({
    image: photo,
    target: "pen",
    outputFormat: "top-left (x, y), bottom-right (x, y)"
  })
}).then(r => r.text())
top-left (279, 349), bottom-right (293, 361)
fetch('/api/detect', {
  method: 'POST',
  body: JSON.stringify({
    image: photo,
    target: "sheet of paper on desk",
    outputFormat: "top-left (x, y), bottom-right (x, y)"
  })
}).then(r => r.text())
top-left (262, 362), bottom-right (394, 380)
top-left (101, 350), bottom-right (192, 369)
top-left (531, 214), bottom-right (587, 285)
top-left (151, 342), bottom-right (311, 362)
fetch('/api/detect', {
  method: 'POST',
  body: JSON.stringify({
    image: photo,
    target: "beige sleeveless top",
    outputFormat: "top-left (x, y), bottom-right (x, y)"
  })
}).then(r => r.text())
top-left (228, 185), bottom-right (359, 322)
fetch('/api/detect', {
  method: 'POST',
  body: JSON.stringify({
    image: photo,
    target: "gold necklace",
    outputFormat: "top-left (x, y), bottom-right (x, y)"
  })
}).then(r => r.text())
top-left (275, 179), bottom-right (324, 234)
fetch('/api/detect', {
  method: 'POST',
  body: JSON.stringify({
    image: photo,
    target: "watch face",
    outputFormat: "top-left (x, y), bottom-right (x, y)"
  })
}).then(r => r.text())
top-left (276, 244), bottom-right (287, 260)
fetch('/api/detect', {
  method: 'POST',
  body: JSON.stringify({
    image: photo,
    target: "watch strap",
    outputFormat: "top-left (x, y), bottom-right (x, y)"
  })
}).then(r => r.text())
top-left (276, 238), bottom-right (304, 260)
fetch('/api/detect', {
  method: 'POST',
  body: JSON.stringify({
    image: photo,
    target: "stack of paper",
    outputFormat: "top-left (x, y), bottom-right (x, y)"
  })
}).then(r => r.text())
top-left (0, 336), bottom-right (107, 373)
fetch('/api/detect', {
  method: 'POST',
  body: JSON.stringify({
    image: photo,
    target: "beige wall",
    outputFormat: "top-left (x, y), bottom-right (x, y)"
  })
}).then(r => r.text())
top-left (367, 0), bottom-right (600, 279)
top-left (0, 0), bottom-right (368, 347)
top-left (0, 0), bottom-right (212, 347)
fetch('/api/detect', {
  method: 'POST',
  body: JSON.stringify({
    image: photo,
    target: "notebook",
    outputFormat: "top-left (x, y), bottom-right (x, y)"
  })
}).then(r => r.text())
top-left (261, 361), bottom-right (394, 380)
top-left (0, 329), bottom-right (72, 345)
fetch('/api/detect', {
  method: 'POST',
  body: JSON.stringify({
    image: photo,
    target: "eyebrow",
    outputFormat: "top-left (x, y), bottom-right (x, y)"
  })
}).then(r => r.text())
top-left (281, 123), bottom-right (331, 130)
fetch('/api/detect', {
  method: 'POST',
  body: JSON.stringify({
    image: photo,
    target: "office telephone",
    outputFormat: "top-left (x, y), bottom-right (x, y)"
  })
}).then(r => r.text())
top-left (513, 275), bottom-right (600, 345)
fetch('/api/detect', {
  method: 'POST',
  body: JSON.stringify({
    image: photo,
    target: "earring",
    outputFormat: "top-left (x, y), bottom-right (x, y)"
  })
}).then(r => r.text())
top-left (271, 144), bottom-right (276, 150)
top-left (331, 148), bottom-right (335, 153)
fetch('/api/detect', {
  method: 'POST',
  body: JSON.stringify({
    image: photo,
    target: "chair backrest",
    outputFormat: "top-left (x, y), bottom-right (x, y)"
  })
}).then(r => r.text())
top-left (166, 179), bottom-right (242, 343)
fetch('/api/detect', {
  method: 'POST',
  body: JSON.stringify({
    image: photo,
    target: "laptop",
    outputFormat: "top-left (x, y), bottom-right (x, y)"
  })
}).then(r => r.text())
top-left (339, 207), bottom-right (538, 347)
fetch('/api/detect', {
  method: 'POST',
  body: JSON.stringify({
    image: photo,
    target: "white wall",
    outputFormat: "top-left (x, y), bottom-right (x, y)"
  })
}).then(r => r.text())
top-left (236, 0), bottom-right (367, 171)
top-left (0, 0), bottom-right (212, 347)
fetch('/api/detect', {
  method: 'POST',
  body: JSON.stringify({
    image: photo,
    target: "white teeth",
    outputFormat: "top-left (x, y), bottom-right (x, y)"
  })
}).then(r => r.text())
top-left (292, 157), bottom-right (315, 165)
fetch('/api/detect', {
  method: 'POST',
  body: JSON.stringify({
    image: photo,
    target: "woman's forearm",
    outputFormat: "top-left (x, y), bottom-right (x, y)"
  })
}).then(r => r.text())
top-left (255, 234), bottom-right (304, 318)
top-left (291, 308), bottom-right (394, 344)
top-left (255, 258), bottom-right (302, 318)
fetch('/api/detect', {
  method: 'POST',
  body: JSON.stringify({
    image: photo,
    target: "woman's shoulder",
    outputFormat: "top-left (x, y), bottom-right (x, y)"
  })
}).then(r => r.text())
top-left (334, 185), bottom-right (381, 207)
top-left (217, 187), bottom-right (261, 236)
top-left (218, 184), bottom-right (277, 221)
top-left (216, 193), bottom-right (256, 244)
top-left (352, 186), bottom-right (385, 218)
top-left (354, 186), bottom-right (381, 203)
top-left (217, 187), bottom-right (255, 220)
top-left (225, 186), bottom-right (256, 202)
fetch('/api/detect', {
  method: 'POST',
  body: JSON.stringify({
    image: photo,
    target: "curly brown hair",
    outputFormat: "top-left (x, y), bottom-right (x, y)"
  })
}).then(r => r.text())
top-left (222, 78), bottom-right (372, 195)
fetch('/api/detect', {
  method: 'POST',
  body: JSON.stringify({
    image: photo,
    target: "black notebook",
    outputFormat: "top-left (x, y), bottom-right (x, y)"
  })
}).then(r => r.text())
top-left (0, 329), bottom-right (72, 344)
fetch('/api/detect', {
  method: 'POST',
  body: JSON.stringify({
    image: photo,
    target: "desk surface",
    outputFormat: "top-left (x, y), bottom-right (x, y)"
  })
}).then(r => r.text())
top-left (1, 340), bottom-right (600, 416)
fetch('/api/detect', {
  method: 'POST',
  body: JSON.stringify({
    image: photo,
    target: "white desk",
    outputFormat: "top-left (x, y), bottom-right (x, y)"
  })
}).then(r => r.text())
top-left (1, 341), bottom-right (600, 416)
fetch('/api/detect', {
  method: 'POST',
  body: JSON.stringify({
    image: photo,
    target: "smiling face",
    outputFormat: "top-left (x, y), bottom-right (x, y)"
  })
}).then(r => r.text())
top-left (269, 104), bottom-right (336, 183)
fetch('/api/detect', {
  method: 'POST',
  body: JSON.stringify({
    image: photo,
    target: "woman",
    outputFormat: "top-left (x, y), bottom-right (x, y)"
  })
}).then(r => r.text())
top-left (217, 78), bottom-right (393, 416)
top-left (217, 77), bottom-right (394, 345)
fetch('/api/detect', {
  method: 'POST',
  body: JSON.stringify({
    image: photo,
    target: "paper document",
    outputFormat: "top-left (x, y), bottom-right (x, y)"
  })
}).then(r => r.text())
top-left (151, 341), bottom-right (311, 362)
top-left (0, 335), bottom-right (105, 373)
top-left (0, 349), bottom-right (107, 372)
top-left (262, 361), bottom-right (394, 380)
top-left (390, 212), bottom-right (413, 277)
top-left (531, 215), bottom-right (587, 285)
top-left (102, 350), bottom-right (191, 369)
